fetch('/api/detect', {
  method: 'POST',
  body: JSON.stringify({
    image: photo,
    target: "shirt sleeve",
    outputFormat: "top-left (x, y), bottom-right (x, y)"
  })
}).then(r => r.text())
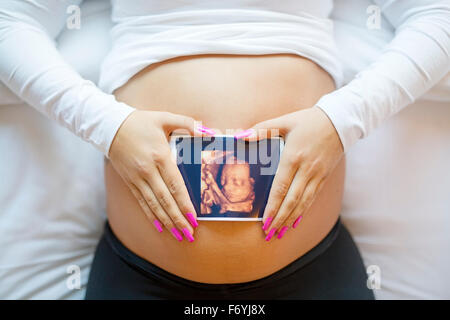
top-left (0, 0), bottom-right (136, 157)
top-left (316, 0), bottom-right (450, 152)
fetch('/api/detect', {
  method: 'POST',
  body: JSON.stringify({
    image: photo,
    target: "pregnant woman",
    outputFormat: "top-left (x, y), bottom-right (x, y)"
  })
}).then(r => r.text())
top-left (0, 0), bottom-right (448, 299)
top-left (89, 0), bottom-right (362, 299)
top-left (105, 53), bottom-right (348, 287)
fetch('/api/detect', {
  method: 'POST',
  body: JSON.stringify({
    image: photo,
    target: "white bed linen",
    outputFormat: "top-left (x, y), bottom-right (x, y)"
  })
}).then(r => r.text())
top-left (0, 0), bottom-right (448, 299)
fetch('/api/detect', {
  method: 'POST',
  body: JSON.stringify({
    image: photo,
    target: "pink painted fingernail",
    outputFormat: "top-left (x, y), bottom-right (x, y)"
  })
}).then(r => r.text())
top-left (265, 228), bottom-right (276, 241)
top-left (196, 125), bottom-right (215, 136)
top-left (186, 213), bottom-right (198, 228)
top-left (234, 129), bottom-right (254, 140)
top-left (171, 228), bottom-right (183, 241)
top-left (277, 226), bottom-right (289, 239)
top-left (262, 217), bottom-right (273, 231)
top-left (293, 215), bottom-right (303, 228)
top-left (182, 228), bottom-right (194, 242)
top-left (153, 219), bottom-right (163, 232)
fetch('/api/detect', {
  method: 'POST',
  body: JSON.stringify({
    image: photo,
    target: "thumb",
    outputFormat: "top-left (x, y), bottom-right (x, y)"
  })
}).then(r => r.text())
top-left (240, 114), bottom-right (292, 142)
top-left (163, 113), bottom-right (211, 138)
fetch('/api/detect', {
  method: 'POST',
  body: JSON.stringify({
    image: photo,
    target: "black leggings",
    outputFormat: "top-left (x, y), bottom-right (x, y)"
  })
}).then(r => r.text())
top-left (85, 218), bottom-right (374, 300)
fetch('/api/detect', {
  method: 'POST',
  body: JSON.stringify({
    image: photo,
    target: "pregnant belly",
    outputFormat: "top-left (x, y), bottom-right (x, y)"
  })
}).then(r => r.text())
top-left (107, 54), bottom-right (345, 284)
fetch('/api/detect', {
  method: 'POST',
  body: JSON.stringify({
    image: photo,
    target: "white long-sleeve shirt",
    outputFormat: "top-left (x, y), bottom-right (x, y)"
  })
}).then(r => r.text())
top-left (0, 0), bottom-right (449, 156)
top-left (98, 0), bottom-right (343, 95)
top-left (0, 0), bottom-right (135, 156)
top-left (317, 0), bottom-right (450, 151)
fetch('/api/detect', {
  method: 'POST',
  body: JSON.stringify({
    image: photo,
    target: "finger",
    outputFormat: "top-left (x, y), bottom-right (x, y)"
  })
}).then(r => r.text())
top-left (146, 162), bottom-right (195, 242)
top-left (134, 180), bottom-right (185, 242)
top-left (239, 113), bottom-right (293, 142)
top-left (163, 112), bottom-right (215, 138)
top-left (284, 176), bottom-right (325, 231)
top-left (261, 148), bottom-right (300, 235)
top-left (163, 112), bottom-right (196, 135)
top-left (265, 167), bottom-right (309, 238)
top-left (127, 181), bottom-right (163, 233)
top-left (157, 148), bottom-right (199, 229)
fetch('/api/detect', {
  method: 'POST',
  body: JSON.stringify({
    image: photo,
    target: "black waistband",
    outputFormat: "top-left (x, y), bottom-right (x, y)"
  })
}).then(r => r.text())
top-left (103, 217), bottom-right (341, 291)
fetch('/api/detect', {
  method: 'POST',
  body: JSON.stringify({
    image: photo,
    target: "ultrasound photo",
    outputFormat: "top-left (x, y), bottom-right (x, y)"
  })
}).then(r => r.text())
top-left (201, 151), bottom-right (255, 215)
top-left (171, 135), bottom-right (283, 221)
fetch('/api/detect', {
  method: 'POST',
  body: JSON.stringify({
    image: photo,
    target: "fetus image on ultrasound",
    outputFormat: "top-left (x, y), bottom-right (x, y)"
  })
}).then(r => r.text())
top-left (201, 151), bottom-right (255, 214)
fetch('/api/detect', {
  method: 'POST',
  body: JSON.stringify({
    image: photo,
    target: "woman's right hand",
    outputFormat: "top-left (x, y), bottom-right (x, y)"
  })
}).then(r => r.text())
top-left (108, 110), bottom-right (212, 242)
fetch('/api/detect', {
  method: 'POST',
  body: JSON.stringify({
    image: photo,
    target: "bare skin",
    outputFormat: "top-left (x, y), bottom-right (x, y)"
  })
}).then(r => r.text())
top-left (107, 54), bottom-right (345, 284)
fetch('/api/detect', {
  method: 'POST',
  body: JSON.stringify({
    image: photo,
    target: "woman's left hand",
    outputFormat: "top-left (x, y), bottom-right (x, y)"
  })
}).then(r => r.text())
top-left (241, 106), bottom-right (344, 241)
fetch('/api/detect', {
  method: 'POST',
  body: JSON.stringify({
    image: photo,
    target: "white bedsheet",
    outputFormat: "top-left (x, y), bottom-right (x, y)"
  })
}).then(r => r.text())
top-left (0, 0), bottom-right (448, 299)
